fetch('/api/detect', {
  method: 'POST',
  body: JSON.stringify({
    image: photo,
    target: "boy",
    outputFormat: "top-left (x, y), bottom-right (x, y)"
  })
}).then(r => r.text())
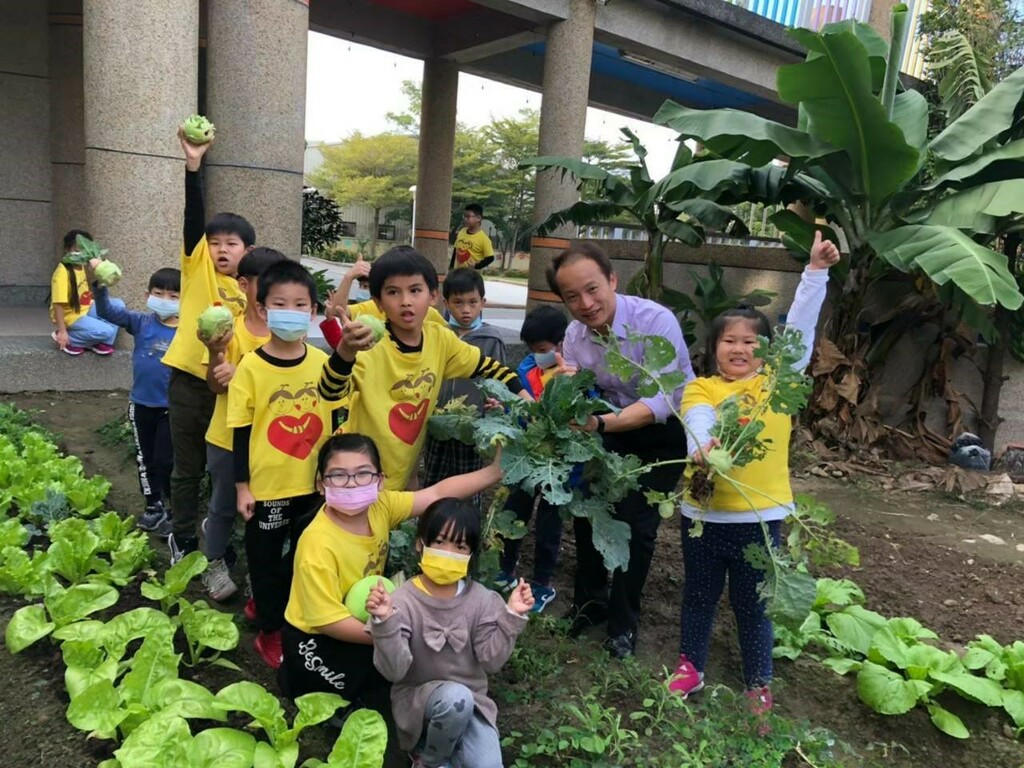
top-left (327, 252), bottom-right (446, 329)
top-left (163, 128), bottom-right (254, 562)
top-left (450, 203), bottom-right (495, 271)
top-left (92, 264), bottom-right (182, 533)
top-left (50, 228), bottom-right (120, 355)
top-left (494, 305), bottom-right (571, 613)
top-left (199, 247), bottom-right (286, 602)
top-left (319, 246), bottom-right (527, 491)
top-left (420, 268), bottom-right (507, 508)
top-left (227, 259), bottom-right (340, 668)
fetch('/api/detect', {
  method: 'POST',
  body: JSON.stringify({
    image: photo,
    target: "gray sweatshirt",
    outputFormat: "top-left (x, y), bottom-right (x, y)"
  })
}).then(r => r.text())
top-left (369, 579), bottom-right (528, 750)
top-left (437, 323), bottom-right (507, 414)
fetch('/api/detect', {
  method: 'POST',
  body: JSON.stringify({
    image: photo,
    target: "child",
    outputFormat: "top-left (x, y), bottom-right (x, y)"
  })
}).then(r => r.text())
top-left (92, 265), bottom-right (181, 533)
top-left (226, 259), bottom-right (340, 668)
top-left (318, 246), bottom-right (527, 491)
top-left (421, 268), bottom-right (507, 508)
top-left (450, 203), bottom-right (495, 271)
top-left (164, 129), bottom-right (254, 563)
top-left (326, 251), bottom-right (446, 329)
top-left (199, 247), bottom-right (286, 602)
top-left (669, 232), bottom-right (840, 712)
top-left (494, 305), bottom-right (571, 612)
top-left (49, 229), bottom-right (120, 356)
top-left (367, 499), bottom-right (533, 768)
top-left (280, 434), bottom-right (506, 721)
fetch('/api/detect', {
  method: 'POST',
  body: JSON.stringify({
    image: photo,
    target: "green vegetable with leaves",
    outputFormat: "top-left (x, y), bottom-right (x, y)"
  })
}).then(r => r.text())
top-left (197, 304), bottom-right (234, 342)
top-left (358, 314), bottom-right (387, 343)
top-left (180, 114), bottom-right (216, 145)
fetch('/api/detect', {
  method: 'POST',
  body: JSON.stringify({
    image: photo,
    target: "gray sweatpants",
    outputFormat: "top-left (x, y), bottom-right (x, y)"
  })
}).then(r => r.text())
top-left (416, 682), bottom-right (502, 768)
top-left (202, 443), bottom-right (236, 561)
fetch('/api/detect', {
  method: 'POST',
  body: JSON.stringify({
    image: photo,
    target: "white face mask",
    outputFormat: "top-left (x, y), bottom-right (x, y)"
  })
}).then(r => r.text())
top-left (534, 350), bottom-right (558, 369)
top-left (147, 295), bottom-right (180, 319)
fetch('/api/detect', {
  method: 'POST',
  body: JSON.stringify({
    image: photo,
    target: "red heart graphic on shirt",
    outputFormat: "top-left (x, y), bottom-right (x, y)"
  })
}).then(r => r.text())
top-left (267, 413), bottom-right (324, 459)
top-left (388, 400), bottom-right (431, 445)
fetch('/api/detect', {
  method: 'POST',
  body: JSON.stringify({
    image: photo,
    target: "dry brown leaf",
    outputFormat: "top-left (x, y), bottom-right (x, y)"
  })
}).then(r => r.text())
top-left (837, 369), bottom-right (861, 403)
top-left (812, 338), bottom-right (850, 376)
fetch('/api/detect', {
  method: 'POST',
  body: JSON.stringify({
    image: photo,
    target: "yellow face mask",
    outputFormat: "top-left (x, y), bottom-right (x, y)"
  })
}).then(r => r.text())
top-left (420, 547), bottom-right (471, 585)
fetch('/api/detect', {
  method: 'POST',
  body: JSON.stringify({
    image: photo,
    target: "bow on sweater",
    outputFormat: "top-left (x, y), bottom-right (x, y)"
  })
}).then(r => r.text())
top-left (422, 620), bottom-right (470, 652)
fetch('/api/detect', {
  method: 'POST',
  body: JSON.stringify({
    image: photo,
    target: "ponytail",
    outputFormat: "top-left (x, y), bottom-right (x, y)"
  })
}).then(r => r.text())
top-left (64, 264), bottom-right (81, 314)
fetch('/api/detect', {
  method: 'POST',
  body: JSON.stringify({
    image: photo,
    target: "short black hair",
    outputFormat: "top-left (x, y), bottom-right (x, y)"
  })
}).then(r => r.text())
top-left (416, 498), bottom-right (481, 558)
top-left (520, 305), bottom-right (569, 345)
top-left (546, 243), bottom-right (615, 297)
top-left (255, 259), bottom-right (317, 306)
top-left (705, 306), bottom-right (773, 376)
top-left (238, 247), bottom-right (287, 279)
top-left (464, 203), bottom-right (483, 217)
top-left (369, 246), bottom-right (438, 298)
top-left (443, 267), bottom-right (485, 300)
top-left (62, 229), bottom-right (92, 250)
top-left (206, 213), bottom-right (256, 247)
top-left (315, 433), bottom-right (383, 479)
top-left (148, 267), bottom-right (181, 292)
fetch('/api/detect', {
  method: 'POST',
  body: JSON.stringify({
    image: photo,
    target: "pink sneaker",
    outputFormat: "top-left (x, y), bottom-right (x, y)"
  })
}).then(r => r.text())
top-left (668, 654), bottom-right (705, 698)
top-left (745, 686), bottom-right (773, 716)
top-left (89, 343), bottom-right (115, 355)
top-left (51, 332), bottom-right (85, 356)
top-left (254, 630), bottom-right (283, 669)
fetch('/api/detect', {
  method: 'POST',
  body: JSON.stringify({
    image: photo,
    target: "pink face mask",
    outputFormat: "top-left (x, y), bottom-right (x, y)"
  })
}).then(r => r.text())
top-left (325, 484), bottom-right (379, 513)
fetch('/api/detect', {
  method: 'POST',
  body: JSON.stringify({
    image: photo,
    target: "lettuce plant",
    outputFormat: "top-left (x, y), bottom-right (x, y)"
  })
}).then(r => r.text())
top-left (140, 551), bottom-right (208, 613)
top-left (301, 709), bottom-right (388, 768)
top-left (5, 577), bottom-right (119, 652)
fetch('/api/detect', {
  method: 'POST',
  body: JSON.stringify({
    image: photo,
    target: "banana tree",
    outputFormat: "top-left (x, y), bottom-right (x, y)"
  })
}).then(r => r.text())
top-left (652, 6), bottom-right (1024, 453)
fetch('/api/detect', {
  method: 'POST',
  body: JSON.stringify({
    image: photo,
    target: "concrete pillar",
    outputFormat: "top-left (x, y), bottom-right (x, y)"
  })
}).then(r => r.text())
top-left (49, 0), bottom-right (86, 254)
top-left (205, 0), bottom-right (308, 258)
top-left (83, 0), bottom-right (198, 305)
top-left (0, 2), bottom-right (51, 305)
top-left (413, 58), bottom-right (459, 280)
top-left (528, 0), bottom-right (597, 308)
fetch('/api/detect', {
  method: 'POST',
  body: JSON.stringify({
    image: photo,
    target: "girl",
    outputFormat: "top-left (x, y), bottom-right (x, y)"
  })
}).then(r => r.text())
top-left (669, 232), bottom-right (840, 713)
top-left (366, 499), bottom-right (534, 768)
top-left (50, 229), bottom-right (120, 356)
top-left (280, 434), bottom-right (505, 718)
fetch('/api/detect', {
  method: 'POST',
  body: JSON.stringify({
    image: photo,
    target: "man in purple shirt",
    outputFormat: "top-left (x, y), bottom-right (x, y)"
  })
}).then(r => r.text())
top-left (548, 242), bottom-right (694, 660)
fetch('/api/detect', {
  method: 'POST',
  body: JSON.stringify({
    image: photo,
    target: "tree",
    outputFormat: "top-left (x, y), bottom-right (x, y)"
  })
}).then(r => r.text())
top-left (311, 132), bottom-right (418, 257)
top-left (301, 187), bottom-right (346, 257)
top-left (384, 80), bottom-right (423, 135)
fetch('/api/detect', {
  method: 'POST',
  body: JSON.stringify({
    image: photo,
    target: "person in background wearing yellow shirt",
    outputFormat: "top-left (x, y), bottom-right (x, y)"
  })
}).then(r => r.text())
top-left (49, 228), bottom-right (121, 355)
top-left (165, 129), bottom-right (255, 565)
top-left (198, 247), bottom-right (286, 604)
top-left (450, 203), bottom-right (495, 271)
top-left (668, 232), bottom-right (840, 721)
top-left (227, 260), bottom-right (342, 669)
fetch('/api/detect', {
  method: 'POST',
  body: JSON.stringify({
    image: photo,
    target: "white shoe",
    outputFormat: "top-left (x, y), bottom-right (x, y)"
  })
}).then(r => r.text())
top-left (201, 558), bottom-right (238, 602)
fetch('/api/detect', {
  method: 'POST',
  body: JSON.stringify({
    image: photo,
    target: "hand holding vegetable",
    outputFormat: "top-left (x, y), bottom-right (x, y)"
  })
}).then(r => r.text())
top-left (365, 578), bottom-right (395, 620)
top-left (211, 352), bottom-right (236, 388)
top-left (507, 578), bottom-right (535, 616)
top-left (337, 316), bottom-right (379, 361)
top-left (197, 304), bottom-right (234, 342)
top-left (180, 114), bottom-right (216, 145)
top-left (179, 122), bottom-right (214, 172)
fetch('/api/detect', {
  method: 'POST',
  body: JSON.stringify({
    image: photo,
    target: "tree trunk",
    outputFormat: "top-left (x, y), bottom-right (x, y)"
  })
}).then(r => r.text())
top-left (978, 234), bottom-right (1021, 451)
top-left (370, 207), bottom-right (380, 259)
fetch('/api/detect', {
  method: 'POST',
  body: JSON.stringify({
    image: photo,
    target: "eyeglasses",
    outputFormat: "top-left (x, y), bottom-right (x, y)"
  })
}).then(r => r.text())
top-left (322, 470), bottom-right (380, 488)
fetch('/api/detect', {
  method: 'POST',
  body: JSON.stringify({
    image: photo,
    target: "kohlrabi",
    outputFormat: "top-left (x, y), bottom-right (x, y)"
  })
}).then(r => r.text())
top-left (180, 114), bottom-right (215, 145)
top-left (358, 315), bottom-right (387, 343)
top-left (196, 304), bottom-right (233, 342)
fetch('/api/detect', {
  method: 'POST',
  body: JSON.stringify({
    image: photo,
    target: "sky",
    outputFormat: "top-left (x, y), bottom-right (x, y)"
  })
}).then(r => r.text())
top-left (304, 32), bottom-right (682, 177)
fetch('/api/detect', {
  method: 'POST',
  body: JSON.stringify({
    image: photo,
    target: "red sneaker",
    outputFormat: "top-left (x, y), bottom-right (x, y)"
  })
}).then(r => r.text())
top-left (90, 343), bottom-right (115, 355)
top-left (668, 654), bottom-right (705, 698)
top-left (254, 630), bottom-right (283, 669)
top-left (745, 685), bottom-right (773, 716)
top-left (244, 596), bottom-right (257, 623)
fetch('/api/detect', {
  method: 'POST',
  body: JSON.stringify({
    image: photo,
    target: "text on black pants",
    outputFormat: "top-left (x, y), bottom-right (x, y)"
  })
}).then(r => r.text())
top-left (127, 402), bottom-right (172, 508)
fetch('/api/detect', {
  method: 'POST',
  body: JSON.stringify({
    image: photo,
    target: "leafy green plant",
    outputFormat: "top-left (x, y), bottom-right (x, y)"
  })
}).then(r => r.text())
top-left (140, 551), bottom-right (208, 613)
top-left (176, 597), bottom-right (241, 669)
top-left (0, 431), bottom-right (109, 518)
top-left (300, 709), bottom-right (388, 768)
top-left (109, 710), bottom-right (256, 768)
top-left (673, 261), bottom-right (776, 348)
top-left (302, 187), bottom-right (348, 257)
top-left (96, 415), bottom-right (136, 463)
top-left (307, 267), bottom-right (335, 314)
top-left (5, 577), bottom-right (119, 652)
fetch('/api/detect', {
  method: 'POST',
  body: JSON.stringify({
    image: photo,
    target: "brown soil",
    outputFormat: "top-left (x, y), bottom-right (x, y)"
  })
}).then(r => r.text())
top-left (3, 391), bottom-right (1024, 767)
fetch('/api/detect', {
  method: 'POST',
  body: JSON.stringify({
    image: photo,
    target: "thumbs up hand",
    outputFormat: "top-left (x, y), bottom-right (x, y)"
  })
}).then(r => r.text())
top-left (212, 351), bottom-right (236, 387)
top-left (809, 229), bottom-right (840, 270)
top-left (351, 252), bottom-right (371, 281)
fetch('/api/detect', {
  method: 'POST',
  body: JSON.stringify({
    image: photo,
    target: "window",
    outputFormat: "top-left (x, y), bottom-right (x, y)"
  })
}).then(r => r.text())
top-left (378, 224), bottom-right (396, 241)
top-left (340, 221), bottom-right (357, 237)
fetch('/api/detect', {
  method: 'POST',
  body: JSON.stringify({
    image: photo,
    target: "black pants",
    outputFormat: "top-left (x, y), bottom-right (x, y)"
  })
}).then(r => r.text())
top-left (499, 488), bottom-right (563, 586)
top-left (247, 493), bottom-right (320, 633)
top-left (128, 402), bottom-right (172, 508)
top-left (572, 418), bottom-right (687, 637)
top-left (168, 369), bottom-right (215, 538)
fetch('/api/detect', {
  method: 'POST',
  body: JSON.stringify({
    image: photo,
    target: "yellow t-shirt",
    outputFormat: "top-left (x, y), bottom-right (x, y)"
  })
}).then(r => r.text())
top-left (320, 323), bottom-right (516, 490)
top-left (453, 228), bottom-right (494, 268)
top-left (204, 316), bottom-right (270, 451)
top-left (347, 299), bottom-right (445, 326)
top-left (681, 373), bottom-right (793, 512)
top-left (226, 344), bottom-right (339, 501)
top-left (284, 494), bottom-right (414, 633)
top-left (49, 264), bottom-right (92, 326)
top-left (162, 236), bottom-right (246, 379)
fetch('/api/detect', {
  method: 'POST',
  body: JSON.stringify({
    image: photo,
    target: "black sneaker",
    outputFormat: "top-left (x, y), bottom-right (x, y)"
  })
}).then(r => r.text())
top-left (564, 602), bottom-right (609, 638)
top-left (168, 533), bottom-right (199, 565)
top-left (138, 502), bottom-right (171, 535)
top-left (603, 630), bottom-right (637, 660)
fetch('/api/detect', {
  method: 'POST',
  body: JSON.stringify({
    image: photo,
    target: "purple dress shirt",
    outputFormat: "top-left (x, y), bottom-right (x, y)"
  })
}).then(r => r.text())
top-left (561, 293), bottom-right (695, 423)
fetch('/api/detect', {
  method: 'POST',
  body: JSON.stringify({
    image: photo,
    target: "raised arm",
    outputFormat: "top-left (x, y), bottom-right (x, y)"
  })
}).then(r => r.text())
top-left (786, 231), bottom-right (838, 371)
top-left (180, 129), bottom-right (211, 255)
top-left (472, 591), bottom-right (528, 674)
top-left (411, 457), bottom-right (502, 516)
top-left (92, 283), bottom-right (141, 334)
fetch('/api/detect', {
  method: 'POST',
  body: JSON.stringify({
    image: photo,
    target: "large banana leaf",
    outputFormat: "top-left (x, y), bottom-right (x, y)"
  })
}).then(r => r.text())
top-left (924, 139), bottom-right (1024, 190)
top-left (533, 201), bottom-right (634, 237)
top-left (520, 156), bottom-right (613, 181)
top-left (669, 199), bottom-right (748, 234)
top-left (922, 180), bottom-right (1024, 233)
top-left (640, 159), bottom-right (782, 211)
top-left (892, 90), bottom-right (930, 153)
top-left (868, 225), bottom-right (1023, 309)
top-left (652, 102), bottom-right (836, 166)
top-left (880, 4), bottom-right (910, 118)
top-left (929, 66), bottom-right (1024, 163)
top-left (779, 28), bottom-right (921, 207)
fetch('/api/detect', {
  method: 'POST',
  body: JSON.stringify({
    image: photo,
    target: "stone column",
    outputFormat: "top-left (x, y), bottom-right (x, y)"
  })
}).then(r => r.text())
top-left (83, 0), bottom-right (198, 304)
top-left (49, 0), bottom-right (86, 252)
top-left (205, 0), bottom-right (308, 259)
top-left (528, 0), bottom-right (597, 308)
top-left (0, 1), bottom-right (51, 304)
top-left (413, 58), bottom-right (459, 280)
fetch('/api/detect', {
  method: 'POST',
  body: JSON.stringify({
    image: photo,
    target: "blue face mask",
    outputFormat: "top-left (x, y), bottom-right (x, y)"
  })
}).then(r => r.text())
top-left (534, 350), bottom-right (558, 369)
top-left (353, 289), bottom-right (371, 302)
top-left (448, 314), bottom-right (483, 332)
top-left (147, 295), bottom-right (180, 319)
top-left (266, 309), bottom-right (310, 341)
